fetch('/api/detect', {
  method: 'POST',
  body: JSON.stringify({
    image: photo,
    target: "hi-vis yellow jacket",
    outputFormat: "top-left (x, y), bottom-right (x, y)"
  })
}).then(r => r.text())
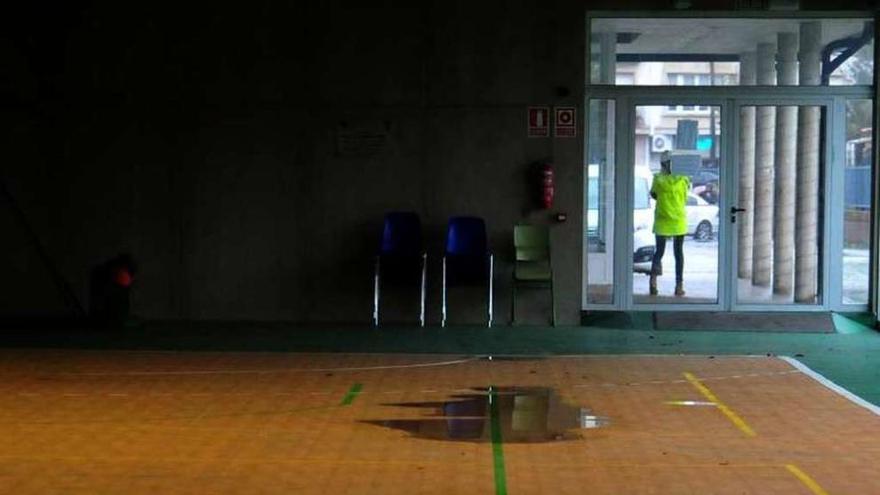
top-left (651, 173), bottom-right (690, 236)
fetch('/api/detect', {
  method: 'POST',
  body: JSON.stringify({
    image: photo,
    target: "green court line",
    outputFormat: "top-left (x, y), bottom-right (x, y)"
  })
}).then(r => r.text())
top-left (489, 386), bottom-right (508, 495)
top-left (340, 383), bottom-right (363, 406)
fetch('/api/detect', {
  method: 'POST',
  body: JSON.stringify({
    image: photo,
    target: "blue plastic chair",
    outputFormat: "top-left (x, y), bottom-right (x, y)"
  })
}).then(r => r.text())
top-left (442, 217), bottom-right (494, 327)
top-left (373, 212), bottom-right (426, 327)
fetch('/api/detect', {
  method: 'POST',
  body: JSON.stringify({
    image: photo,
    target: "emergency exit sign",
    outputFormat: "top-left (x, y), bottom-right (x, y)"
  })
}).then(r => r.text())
top-left (528, 106), bottom-right (550, 137)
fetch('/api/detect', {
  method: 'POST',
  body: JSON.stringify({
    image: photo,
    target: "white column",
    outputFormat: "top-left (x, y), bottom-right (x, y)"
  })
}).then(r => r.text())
top-left (752, 42), bottom-right (777, 287)
top-left (795, 21), bottom-right (822, 303)
top-left (599, 33), bottom-right (616, 85)
top-left (773, 32), bottom-right (799, 295)
top-left (738, 53), bottom-right (757, 280)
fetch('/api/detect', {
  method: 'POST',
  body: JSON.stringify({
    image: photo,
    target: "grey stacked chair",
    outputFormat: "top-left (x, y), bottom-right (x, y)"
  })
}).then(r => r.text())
top-left (372, 212), bottom-right (426, 327)
top-left (511, 224), bottom-right (555, 326)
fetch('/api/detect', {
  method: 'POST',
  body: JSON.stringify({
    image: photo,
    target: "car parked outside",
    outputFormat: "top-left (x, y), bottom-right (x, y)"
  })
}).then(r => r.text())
top-left (686, 193), bottom-right (718, 242)
top-left (691, 169), bottom-right (719, 188)
top-left (587, 164), bottom-right (656, 273)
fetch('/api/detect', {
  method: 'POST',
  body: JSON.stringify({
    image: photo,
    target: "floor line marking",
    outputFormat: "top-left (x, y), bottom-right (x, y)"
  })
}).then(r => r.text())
top-left (571, 370), bottom-right (797, 389)
top-left (779, 356), bottom-right (880, 416)
top-left (488, 385), bottom-right (508, 495)
top-left (683, 372), bottom-right (756, 437)
top-left (665, 400), bottom-right (716, 407)
top-left (57, 357), bottom-right (481, 376)
top-left (785, 464), bottom-right (830, 495)
top-left (340, 383), bottom-right (363, 406)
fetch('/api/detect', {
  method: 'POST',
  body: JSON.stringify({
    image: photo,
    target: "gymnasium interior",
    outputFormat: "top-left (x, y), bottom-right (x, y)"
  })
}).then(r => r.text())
top-left (2, 1), bottom-right (880, 493)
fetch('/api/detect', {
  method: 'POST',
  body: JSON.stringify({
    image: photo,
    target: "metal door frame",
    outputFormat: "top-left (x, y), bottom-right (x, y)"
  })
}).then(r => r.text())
top-left (620, 96), bottom-right (730, 311)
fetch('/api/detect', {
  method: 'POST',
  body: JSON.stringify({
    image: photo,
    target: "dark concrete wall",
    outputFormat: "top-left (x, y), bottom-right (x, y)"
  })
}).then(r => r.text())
top-left (3, 1), bottom-right (871, 325)
top-left (1, 1), bottom-right (590, 325)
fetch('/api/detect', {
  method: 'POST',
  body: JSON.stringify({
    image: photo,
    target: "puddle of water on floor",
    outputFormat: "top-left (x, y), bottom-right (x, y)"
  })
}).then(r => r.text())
top-left (364, 386), bottom-right (608, 443)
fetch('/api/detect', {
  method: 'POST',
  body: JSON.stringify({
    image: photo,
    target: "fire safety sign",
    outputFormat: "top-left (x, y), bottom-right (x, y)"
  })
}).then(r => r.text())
top-left (555, 107), bottom-right (576, 137)
top-left (527, 106), bottom-right (550, 137)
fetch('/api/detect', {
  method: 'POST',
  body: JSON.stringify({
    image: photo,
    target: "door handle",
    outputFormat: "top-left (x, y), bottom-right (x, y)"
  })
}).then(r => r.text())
top-left (730, 206), bottom-right (746, 223)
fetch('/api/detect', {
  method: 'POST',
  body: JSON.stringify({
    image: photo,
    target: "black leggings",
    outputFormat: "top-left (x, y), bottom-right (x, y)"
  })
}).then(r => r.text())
top-left (652, 235), bottom-right (684, 283)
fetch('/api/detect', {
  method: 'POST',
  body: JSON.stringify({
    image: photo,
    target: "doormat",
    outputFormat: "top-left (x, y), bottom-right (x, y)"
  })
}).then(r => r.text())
top-left (581, 311), bottom-right (654, 330)
top-left (654, 312), bottom-right (835, 333)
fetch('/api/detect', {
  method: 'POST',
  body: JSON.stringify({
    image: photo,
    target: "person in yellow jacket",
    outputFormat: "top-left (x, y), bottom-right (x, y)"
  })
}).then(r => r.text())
top-left (650, 151), bottom-right (691, 297)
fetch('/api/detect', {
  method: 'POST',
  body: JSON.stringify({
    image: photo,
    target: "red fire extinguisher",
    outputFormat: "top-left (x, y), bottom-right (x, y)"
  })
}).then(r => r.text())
top-left (541, 163), bottom-right (554, 209)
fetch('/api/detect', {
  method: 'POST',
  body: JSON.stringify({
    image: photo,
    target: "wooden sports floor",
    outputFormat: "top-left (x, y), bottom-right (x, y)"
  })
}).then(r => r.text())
top-left (0, 350), bottom-right (878, 494)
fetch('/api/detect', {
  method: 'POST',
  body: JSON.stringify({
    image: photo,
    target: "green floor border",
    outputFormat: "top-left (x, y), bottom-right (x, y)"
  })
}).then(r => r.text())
top-left (1, 316), bottom-right (879, 405)
top-left (833, 312), bottom-right (875, 334)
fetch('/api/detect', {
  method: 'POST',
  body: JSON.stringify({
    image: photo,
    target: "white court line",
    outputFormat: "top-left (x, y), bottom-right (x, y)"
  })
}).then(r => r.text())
top-left (779, 355), bottom-right (880, 416)
top-left (56, 357), bottom-right (481, 377)
top-left (27, 354), bottom-right (775, 377)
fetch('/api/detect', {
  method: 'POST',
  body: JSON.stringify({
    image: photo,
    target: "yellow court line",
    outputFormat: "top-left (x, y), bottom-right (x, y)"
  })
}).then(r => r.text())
top-left (683, 372), bottom-right (756, 437)
top-left (786, 464), bottom-right (830, 495)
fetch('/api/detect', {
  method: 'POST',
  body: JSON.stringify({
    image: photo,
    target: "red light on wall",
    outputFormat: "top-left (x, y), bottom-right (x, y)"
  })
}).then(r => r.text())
top-left (113, 268), bottom-right (133, 288)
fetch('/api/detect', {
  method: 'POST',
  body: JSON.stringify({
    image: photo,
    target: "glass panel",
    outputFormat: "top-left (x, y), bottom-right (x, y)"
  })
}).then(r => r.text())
top-left (842, 99), bottom-right (873, 305)
top-left (736, 105), bottom-right (825, 305)
top-left (589, 18), bottom-right (873, 86)
top-left (585, 99), bottom-right (616, 305)
top-left (831, 40), bottom-right (874, 86)
top-left (632, 105), bottom-right (721, 304)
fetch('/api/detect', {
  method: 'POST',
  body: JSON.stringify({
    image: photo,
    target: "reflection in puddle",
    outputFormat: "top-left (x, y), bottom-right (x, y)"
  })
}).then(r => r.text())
top-left (364, 387), bottom-right (608, 443)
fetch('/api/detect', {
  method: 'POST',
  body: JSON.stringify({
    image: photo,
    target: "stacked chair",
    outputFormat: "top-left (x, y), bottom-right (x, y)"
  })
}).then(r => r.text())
top-left (511, 224), bottom-right (556, 326)
top-left (372, 212), bottom-right (427, 327)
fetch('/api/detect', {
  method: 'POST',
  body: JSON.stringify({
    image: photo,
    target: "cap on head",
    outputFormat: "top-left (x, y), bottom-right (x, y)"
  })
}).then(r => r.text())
top-left (660, 150), bottom-right (672, 163)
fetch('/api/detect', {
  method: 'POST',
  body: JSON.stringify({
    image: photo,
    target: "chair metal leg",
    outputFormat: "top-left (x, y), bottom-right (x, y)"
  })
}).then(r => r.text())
top-left (441, 256), bottom-right (447, 328)
top-left (419, 253), bottom-right (427, 327)
top-left (551, 279), bottom-right (556, 327)
top-left (372, 257), bottom-right (380, 327)
top-left (487, 254), bottom-right (494, 328)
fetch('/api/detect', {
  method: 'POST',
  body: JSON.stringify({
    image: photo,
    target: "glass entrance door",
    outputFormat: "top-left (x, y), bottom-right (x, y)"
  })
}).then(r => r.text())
top-left (631, 104), bottom-right (723, 307)
top-left (584, 96), bottom-right (871, 313)
top-left (732, 103), bottom-right (828, 308)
